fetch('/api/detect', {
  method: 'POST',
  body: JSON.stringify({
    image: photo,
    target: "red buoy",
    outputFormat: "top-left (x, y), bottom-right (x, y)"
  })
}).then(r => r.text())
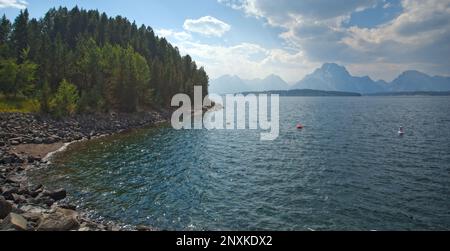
top-left (296, 124), bottom-right (304, 129)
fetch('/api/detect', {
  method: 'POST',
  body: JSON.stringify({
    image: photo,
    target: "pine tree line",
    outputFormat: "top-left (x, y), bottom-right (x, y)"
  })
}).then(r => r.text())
top-left (0, 7), bottom-right (209, 115)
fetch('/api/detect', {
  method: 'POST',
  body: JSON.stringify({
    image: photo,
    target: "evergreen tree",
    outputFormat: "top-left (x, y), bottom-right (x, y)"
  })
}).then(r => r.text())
top-left (0, 59), bottom-right (18, 95)
top-left (11, 9), bottom-right (29, 62)
top-left (39, 81), bottom-right (51, 113)
top-left (16, 55), bottom-right (38, 97)
top-left (0, 15), bottom-right (11, 45)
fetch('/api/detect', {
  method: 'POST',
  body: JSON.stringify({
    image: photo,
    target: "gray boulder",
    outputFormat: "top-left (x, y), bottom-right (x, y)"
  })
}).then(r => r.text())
top-left (37, 208), bottom-right (79, 231)
top-left (0, 213), bottom-right (28, 231)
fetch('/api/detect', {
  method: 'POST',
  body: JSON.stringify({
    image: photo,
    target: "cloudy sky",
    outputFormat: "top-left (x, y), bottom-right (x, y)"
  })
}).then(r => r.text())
top-left (1, 0), bottom-right (449, 82)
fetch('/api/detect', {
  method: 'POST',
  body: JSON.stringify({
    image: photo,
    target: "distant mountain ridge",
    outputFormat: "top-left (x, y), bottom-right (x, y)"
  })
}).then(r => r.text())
top-left (292, 63), bottom-right (386, 93)
top-left (388, 70), bottom-right (450, 92)
top-left (292, 63), bottom-right (450, 93)
top-left (209, 74), bottom-right (289, 94)
top-left (210, 63), bottom-right (450, 94)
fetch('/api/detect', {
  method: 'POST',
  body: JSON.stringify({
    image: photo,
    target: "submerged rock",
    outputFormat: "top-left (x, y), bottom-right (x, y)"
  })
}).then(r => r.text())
top-left (44, 188), bottom-right (67, 201)
top-left (58, 203), bottom-right (77, 211)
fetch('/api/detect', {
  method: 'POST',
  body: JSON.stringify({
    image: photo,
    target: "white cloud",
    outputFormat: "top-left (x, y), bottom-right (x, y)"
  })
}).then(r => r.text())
top-left (220, 0), bottom-right (379, 26)
top-left (383, 2), bottom-right (392, 9)
top-left (219, 0), bottom-right (450, 79)
top-left (159, 34), bottom-right (317, 82)
top-left (155, 29), bottom-right (192, 41)
top-left (0, 0), bottom-right (27, 9)
top-left (342, 0), bottom-right (450, 71)
top-left (183, 16), bottom-right (231, 37)
top-left (159, 0), bottom-right (450, 82)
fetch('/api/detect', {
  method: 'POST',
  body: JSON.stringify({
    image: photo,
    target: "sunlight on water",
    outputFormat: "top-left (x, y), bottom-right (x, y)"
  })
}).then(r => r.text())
top-left (30, 97), bottom-right (450, 230)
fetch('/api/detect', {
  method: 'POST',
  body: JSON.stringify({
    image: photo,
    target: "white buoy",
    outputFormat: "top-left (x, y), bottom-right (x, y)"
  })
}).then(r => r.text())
top-left (398, 126), bottom-right (405, 135)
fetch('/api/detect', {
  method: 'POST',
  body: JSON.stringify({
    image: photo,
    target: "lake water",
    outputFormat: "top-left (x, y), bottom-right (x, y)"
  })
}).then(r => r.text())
top-left (30, 97), bottom-right (450, 230)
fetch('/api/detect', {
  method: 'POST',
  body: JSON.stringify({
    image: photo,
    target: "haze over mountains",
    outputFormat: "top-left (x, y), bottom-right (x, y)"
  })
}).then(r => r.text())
top-left (209, 63), bottom-right (450, 94)
top-left (292, 63), bottom-right (386, 94)
top-left (209, 74), bottom-right (289, 94)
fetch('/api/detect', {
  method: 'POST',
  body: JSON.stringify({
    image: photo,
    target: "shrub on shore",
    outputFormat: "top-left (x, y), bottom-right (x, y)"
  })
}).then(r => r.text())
top-left (50, 79), bottom-right (79, 117)
top-left (0, 95), bottom-right (40, 113)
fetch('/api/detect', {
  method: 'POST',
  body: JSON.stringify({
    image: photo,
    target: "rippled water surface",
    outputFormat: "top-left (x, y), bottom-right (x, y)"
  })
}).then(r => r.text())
top-left (30, 97), bottom-right (450, 230)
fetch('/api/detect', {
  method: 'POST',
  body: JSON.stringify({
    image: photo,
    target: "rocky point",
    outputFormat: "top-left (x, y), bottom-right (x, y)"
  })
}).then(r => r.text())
top-left (0, 111), bottom-right (168, 231)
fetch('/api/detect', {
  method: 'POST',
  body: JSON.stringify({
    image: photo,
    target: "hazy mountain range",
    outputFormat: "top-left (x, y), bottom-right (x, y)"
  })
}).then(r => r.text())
top-left (209, 63), bottom-right (450, 94)
top-left (209, 74), bottom-right (289, 94)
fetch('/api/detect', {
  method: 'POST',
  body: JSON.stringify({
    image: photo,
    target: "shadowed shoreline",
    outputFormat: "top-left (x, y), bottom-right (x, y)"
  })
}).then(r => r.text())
top-left (0, 111), bottom-right (169, 231)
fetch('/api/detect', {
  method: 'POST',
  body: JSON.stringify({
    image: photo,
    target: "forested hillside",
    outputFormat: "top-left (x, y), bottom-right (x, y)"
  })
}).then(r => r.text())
top-left (0, 7), bottom-right (208, 115)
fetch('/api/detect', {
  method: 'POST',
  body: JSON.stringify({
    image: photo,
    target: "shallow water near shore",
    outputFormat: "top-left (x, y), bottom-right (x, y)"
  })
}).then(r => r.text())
top-left (29, 96), bottom-right (450, 230)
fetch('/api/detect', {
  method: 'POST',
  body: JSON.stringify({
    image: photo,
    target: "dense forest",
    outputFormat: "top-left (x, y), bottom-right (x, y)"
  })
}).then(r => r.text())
top-left (0, 7), bottom-right (209, 115)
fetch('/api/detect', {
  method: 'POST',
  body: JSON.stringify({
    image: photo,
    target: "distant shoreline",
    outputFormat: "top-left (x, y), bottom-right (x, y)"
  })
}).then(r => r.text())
top-left (235, 89), bottom-right (450, 97)
top-left (364, 91), bottom-right (450, 96)
top-left (240, 89), bottom-right (361, 96)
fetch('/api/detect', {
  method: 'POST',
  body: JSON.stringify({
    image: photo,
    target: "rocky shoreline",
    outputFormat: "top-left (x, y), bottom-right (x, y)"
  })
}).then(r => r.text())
top-left (0, 111), bottom-right (169, 231)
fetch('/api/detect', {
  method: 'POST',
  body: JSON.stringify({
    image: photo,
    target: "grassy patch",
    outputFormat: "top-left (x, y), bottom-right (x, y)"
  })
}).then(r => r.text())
top-left (0, 95), bottom-right (40, 113)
